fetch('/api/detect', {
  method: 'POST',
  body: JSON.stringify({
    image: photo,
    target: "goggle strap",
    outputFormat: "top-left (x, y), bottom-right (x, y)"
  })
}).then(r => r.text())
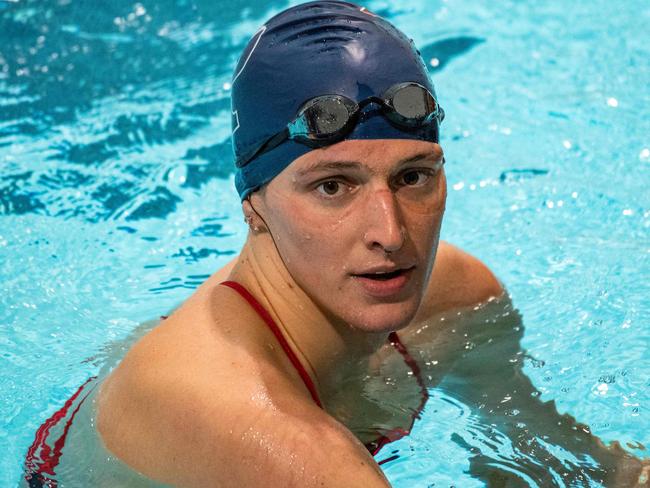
top-left (237, 127), bottom-right (290, 168)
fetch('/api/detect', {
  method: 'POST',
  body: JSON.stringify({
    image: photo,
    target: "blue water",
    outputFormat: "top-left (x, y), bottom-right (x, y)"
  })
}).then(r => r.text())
top-left (1, 0), bottom-right (648, 486)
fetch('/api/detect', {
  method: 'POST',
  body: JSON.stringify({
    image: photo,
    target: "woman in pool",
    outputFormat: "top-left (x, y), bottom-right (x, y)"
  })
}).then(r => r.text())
top-left (97, 3), bottom-right (480, 484)
top-left (26, 1), bottom-right (648, 487)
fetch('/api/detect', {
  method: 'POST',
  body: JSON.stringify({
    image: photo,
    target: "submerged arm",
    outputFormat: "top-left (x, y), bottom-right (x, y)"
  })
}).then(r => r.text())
top-left (404, 296), bottom-right (647, 486)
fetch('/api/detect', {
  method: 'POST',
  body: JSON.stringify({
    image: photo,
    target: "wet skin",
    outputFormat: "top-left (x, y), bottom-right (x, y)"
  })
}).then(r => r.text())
top-left (93, 139), bottom-right (648, 487)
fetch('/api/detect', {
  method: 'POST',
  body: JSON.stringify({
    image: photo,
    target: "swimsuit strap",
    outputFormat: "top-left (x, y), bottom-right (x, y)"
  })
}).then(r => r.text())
top-left (24, 377), bottom-right (98, 486)
top-left (220, 280), bottom-right (323, 408)
top-left (388, 331), bottom-right (429, 408)
top-left (367, 332), bottom-right (430, 461)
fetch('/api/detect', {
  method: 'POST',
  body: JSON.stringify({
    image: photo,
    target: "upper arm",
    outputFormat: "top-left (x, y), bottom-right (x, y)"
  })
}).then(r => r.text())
top-left (416, 241), bottom-right (504, 319)
top-left (98, 352), bottom-right (389, 488)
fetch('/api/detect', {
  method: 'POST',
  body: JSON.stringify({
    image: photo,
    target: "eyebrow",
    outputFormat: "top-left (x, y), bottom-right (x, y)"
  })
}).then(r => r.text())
top-left (295, 151), bottom-right (442, 177)
top-left (295, 160), bottom-right (362, 177)
top-left (400, 151), bottom-right (443, 166)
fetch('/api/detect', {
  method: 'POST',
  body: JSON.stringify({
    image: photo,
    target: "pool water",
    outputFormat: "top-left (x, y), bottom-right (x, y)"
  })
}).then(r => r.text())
top-left (1, 0), bottom-right (648, 486)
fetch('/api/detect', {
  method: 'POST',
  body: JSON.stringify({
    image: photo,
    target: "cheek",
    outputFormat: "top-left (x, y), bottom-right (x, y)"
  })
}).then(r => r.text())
top-left (270, 202), bottom-right (349, 277)
top-left (401, 172), bottom-right (447, 216)
top-left (406, 215), bottom-right (443, 272)
top-left (404, 194), bottom-right (445, 238)
top-left (402, 200), bottom-right (445, 278)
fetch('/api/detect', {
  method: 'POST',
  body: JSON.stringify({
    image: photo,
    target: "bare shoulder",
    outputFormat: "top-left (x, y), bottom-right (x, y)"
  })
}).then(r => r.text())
top-left (416, 240), bottom-right (504, 319)
top-left (96, 286), bottom-right (388, 488)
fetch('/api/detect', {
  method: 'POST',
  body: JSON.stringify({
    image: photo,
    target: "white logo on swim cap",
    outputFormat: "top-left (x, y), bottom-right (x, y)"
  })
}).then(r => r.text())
top-left (232, 25), bottom-right (267, 85)
top-left (232, 109), bottom-right (241, 135)
top-left (232, 25), bottom-right (267, 136)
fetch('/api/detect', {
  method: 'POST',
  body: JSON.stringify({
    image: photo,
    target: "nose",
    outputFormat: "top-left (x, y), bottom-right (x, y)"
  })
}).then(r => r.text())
top-left (362, 188), bottom-right (405, 253)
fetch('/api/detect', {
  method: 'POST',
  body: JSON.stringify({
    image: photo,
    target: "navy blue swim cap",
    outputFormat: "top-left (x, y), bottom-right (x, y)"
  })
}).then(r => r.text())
top-left (231, 1), bottom-right (441, 199)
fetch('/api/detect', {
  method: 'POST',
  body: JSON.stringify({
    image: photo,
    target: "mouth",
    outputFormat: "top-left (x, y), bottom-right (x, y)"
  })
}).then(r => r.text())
top-left (355, 268), bottom-right (410, 281)
top-left (351, 266), bottom-right (415, 297)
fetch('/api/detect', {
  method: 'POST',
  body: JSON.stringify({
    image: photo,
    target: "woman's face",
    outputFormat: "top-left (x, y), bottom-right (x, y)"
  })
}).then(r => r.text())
top-left (252, 139), bottom-right (446, 333)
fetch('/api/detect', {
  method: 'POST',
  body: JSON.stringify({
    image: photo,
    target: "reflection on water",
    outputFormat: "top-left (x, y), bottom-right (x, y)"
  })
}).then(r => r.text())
top-left (383, 299), bottom-right (628, 488)
top-left (0, 0), bottom-right (290, 223)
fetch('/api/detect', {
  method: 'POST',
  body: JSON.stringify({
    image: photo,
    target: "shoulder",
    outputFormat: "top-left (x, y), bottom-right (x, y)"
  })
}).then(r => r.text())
top-left (416, 240), bottom-right (504, 319)
top-left (96, 286), bottom-right (388, 487)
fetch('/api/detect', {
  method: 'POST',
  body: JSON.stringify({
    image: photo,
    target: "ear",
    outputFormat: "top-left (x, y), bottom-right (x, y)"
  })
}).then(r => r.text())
top-left (242, 197), bottom-right (268, 233)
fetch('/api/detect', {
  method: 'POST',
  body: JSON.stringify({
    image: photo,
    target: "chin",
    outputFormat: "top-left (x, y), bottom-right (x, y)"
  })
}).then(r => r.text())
top-left (342, 300), bottom-right (420, 334)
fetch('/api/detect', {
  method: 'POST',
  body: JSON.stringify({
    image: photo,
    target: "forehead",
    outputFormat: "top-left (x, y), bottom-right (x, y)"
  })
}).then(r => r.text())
top-left (287, 139), bottom-right (443, 175)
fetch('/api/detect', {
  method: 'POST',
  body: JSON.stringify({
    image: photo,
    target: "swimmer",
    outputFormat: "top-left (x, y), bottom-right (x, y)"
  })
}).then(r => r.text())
top-left (27, 1), bottom-right (649, 487)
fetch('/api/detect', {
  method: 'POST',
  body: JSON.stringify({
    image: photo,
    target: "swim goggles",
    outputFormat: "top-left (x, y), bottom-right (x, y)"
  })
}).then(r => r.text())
top-left (235, 81), bottom-right (445, 168)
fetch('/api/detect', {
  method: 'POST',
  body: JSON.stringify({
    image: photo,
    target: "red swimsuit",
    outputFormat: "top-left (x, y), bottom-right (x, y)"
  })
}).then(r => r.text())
top-left (24, 281), bottom-right (429, 485)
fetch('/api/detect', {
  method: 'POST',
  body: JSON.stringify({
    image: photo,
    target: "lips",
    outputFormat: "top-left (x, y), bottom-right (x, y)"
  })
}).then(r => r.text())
top-left (356, 269), bottom-right (405, 281)
top-left (351, 266), bottom-right (415, 297)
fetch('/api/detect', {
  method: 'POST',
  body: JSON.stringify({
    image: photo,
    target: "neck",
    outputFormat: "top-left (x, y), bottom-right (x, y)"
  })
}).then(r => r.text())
top-left (227, 231), bottom-right (388, 400)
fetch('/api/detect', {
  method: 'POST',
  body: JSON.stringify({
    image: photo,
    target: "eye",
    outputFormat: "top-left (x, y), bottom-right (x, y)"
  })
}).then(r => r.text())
top-left (399, 169), bottom-right (432, 187)
top-left (316, 180), bottom-right (342, 196)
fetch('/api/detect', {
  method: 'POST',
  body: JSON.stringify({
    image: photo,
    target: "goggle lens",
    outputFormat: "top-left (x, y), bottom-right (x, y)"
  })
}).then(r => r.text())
top-left (304, 97), bottom-right (351, 137)
top-left (391, 84), bottom-right (436, 122)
